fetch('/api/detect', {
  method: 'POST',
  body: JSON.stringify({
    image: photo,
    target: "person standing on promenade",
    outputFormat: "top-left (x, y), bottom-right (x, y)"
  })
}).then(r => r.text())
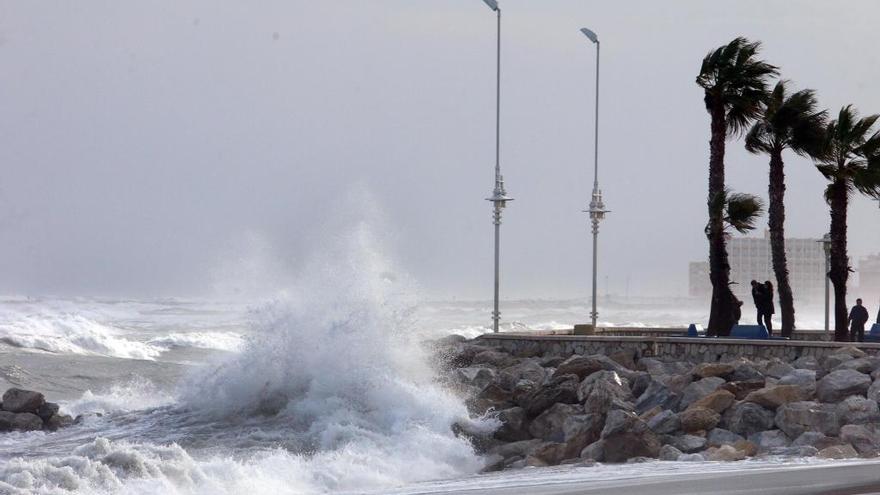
top-left (751, 281), bottom-right (768, 329)
top-left (848, 298), bottom-right (870, 343)
top-left (763, 281), bottom-right (775, 336)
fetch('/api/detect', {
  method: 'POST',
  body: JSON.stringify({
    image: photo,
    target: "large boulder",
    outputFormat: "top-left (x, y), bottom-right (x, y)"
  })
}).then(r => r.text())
top-left (523, 374), bottom-right (580, 417)
top-left (472, 349), bottom-right (517, 369)
top-left (580, 440), bottom-right (605, 461)
top-left (723, 401), bottom-right (775, 436)
top-left (658, 444), bottom-right (683, 461)
top-left (578, 371), bottom-right (633, 415)
top-left (705, 445), bottom-right (747, 461)
top-left (679, 406), bottom-right (720, 433)
top-left (489, 439), bottom-right (543, 460)
top-left (833, 357), bottom-right (878, 375)
top-left (816, 370), bottom-right (871, 403)
top-left (707, 428), bottom-right (745, 447)
top-left (455, 366), bottom-right (496, 390)
top-left (792, 356), bottom-right (822, 372)
top-left (690, 389), bottom-right (736, 414)
top-left (493, 407), bottom-right (531, 442)
top-left (777, 370), bottom-right (817, 395)
top-left (720, 380), bottom-right (766, 400)
top-left (774, 401), bottom-right (840, 438)
top-left (679, 377), bottom-right (726, 410)
top-left (763, 360), bottom-right (795, 380)
top-left (836, 395), bottom-right (880, 426)
top-left (0, 411), bottom-right (43, 432)
top-left (647, 409), bottom-right (680, 435)
top-left (529, 403), bottom-right (580, 442)
top-left (693, 363), bottom-right (734, 379)
top-left (45, 413), bottom-right (73, 432)
top-left (496, 360), bottom-right (548, 390)
top-left (641, 358), bottom-right (692, 378)
top-left (730, 362), bottom-right (765, 382)
top-left (748, 430), bottom-right (790, 452)
top-left (791, 431), bottom-right (842, 451)
top-left (868, 380), bottom-right (880, 403)
top-left (553, 355), bottom-right (605, 380)
top-left (600, 410), bottom-right (661, 462)
top-left (635, 380), bottom-right (680, 414)
top-left (36, 402), bottom-right (60, 423)
top-left (1, 388), bottom-right (46, 414)
top-left (839, 424), bottom-right (880, 457)
top-left (818, 444), bottom-right (860, 459)
top-left (665, 434), bottom-right (708, 453)
top-left (743, 385), bottom-right (811, 410)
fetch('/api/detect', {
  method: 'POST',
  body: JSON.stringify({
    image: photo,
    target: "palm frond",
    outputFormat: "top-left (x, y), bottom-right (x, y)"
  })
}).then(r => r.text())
top-left (725, 192), bottom-right (764, 234)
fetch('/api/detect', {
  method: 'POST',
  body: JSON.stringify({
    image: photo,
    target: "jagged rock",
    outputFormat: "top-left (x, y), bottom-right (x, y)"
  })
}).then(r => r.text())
top-left (734, 439), bottom-right (759, 457)
top-left (490, 439), bottom-right (543, 459)
top-left (706, 445), bottom-right (747, 461)
top-left (553, 355), bottom-right (606, 380)
top-left (839, 424), bottom-right (880, 457)
top-left (631, 372), bottom-right (652, 399)
top-left (792, 356), bottom-right (822, 372)
top-left (609, 349), bottom-right (637, 371)
top-left (707, 428), bottom-right (744, 447)
top-left (730, 363), bottom-right (765, 382)
top-left (833, 357), bottom-right (877, 374)
top-left (659, 444), bottom-right (683, 460)
top-left (477, 383), bottom-right (513, 404)
top-left (647, 409), bottom-right (680, 435)
top-left (748, 430), bottom-right (790, 452)
top-left (639, 406), bottom-right (663, 422)
top-left (481, 454), bottom-right (506, 473)
top-left (777, 370), bottom-right (817, 394)
top-left (791, 431), bottom-right (841, 451)
top-left (473, 350), bottom-right (517, 369)
top-left (690, 389), bottom-right (735, 413)
top-left (523, 374), bottom-right (580, 417)
top-left (822, 349), bottom-right (864, 372)
top-left (578, 371), bottom-right (634, 414)
top-left (774, 401), bottom-right (839, 438)
top-left (562, 414), bottom-right (604, 454)
top-left (45, 414), bottom-right (73, 431)
top-left (818, 444), bottom-right (859, 459)
top-left (836, 395), bottom-right (880, 426)
top-left (580, 440), bottom-right (605, 461)
top-left (1, 388), bottom-right (46, 414)
top-left (641, 358), bottom-right (692, 377)
top-left (530, 442), bottom-right (570, 465)
top-left (816, 370), bottom-right (871, 403)
top-left (693, 363), bottom-right (734, 379)
top-left (768, 446), bottom-right (818, 457)
top-left (868, 380), bottom-right (880, 402)
top-left (0, 411), bottom-right (43, 432)
top-left (512, 380), bottom-right (538, 408)
top-left (679, 406), bottom-right (720, 433)
top-left (444, 343), bottom-right (494, 368)
top-left (36, 402), bottom-right (60, 423)
top-left (666, 434), bottom-right (707, 453)
top-left (764, 360), bottom-right (795, 379)
top-left (744, 385), bottom-right (811, 410)
top-left (721, 380), bottom-right (766, 400)
top-left (724, 401), bottom-right (775, 436)
top-left (635, 380), bottom-right (680, 414)
top-left (836, 347), bottom-right (867, 358)
top-left (540, 356), bottom-right (565, 368)
top-left (679, 377), bottom-right (726, 410)
top-left (677, 453), bottom-right (706, 462)
top-left (494, 407), bottom-right (531, 442)
top-left (529, 403), bottom-right (580, 442)
top-left (600, 410), bottom-right (661, 462)
top-left (496, 361), bottom-right (547, 390)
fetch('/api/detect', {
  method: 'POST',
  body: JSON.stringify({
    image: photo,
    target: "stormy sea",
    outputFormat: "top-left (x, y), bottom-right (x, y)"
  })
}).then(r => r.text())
top-left (0, 229), bottom-right (837, 494)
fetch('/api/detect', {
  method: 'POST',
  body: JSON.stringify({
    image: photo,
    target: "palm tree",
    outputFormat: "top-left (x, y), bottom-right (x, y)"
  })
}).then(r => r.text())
top-left (814, 105), bottom-right (880, 342)
top-left (745, 81), bottom-right (827, 338)
top-left (696, 37), bottom-right (778, 335)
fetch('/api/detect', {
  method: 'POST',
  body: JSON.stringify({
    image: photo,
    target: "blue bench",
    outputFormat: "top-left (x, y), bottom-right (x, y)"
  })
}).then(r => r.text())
top-left (866, 324), bottom-right (880, 342)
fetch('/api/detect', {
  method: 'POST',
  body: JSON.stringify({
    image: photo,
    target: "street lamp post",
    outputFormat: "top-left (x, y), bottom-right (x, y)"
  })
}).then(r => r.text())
top-left (818, 233), bottom-right (831, 334)
top-left (482, 0), bottom-right (512, 333)
top-left (580, 27), bottom-right (608, 330)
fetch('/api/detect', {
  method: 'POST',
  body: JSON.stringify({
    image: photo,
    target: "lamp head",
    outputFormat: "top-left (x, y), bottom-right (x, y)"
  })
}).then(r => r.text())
top-left (580, 27), bottom-right (598, 44)
top-left (482, 0), bottom-right (499, 11)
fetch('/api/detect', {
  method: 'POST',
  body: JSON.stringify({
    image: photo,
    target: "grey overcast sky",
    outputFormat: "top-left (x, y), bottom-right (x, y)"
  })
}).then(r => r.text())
top-left (1, 1), bottom-right (879, 299)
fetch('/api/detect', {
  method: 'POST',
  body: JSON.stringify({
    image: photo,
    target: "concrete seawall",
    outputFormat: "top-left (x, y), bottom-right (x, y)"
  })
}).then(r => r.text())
top-left (477, 332), bottom-right (878, 363)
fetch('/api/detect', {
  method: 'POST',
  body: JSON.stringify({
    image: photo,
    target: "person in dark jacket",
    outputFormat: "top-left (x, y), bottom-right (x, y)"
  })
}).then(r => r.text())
top-left (750, 280), bottom-right (767, 328)
top-left (849, 298), bottom-right (870, 343)
top-left (763, 281), bottom-right (775, 336)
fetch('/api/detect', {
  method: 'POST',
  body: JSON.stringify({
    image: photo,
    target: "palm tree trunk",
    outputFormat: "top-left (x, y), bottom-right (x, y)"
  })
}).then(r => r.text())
top-left (707, 102), bottom-right (734, 336)
top-left (828, 178), bottom-right (849, 342)
top-left (768, 149), bottom-right (795, 337)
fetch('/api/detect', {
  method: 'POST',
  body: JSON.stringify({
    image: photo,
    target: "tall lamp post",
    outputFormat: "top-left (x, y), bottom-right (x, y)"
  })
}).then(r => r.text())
top-left (580, 27), bottom-right (608, 330)
top-left (482, 0), bottom-right (512, 333)
top-left (818, 233), bottom-right (831, 334)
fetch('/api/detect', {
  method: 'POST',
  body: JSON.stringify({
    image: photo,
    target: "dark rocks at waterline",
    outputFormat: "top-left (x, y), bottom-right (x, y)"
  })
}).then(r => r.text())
top-left (433, 337), bottom-right (880, 472)
top-left (0, 388), bottom-right (73, 432)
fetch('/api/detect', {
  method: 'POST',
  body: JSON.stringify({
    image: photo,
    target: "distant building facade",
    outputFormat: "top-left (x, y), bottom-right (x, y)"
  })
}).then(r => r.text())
top-left (689, 231), bottom-right (826, 304)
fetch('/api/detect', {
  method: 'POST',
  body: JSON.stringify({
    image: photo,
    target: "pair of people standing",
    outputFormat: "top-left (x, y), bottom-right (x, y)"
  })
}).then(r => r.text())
top-left (848, 298), bottom-right (880, 342)
top-left (750, 280), bottom-right (775, 335)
